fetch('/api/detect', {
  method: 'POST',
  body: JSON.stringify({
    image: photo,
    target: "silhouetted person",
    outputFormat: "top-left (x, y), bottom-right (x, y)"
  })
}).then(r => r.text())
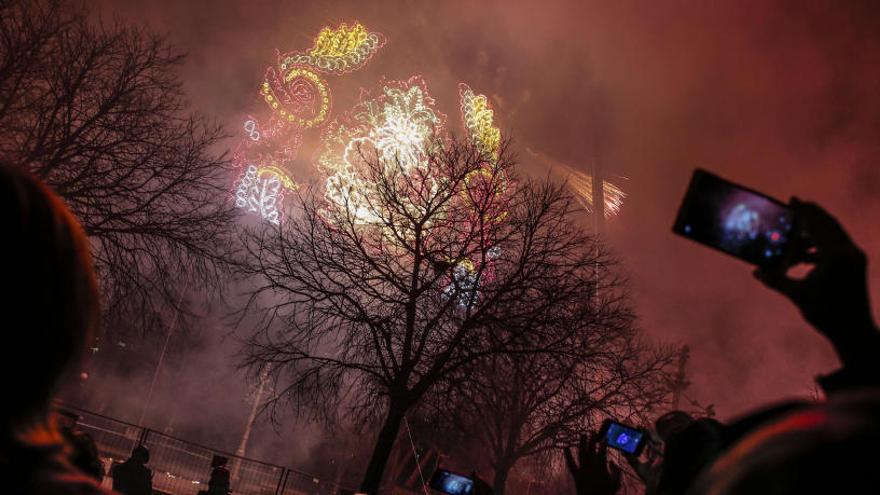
top-left (625, 411), bottom-right (696, 493)
top-left (56, 409), bottom-right (105, 482)
top-left (693, 390), bottom-right (880, 494)
top-left (622, 411), bottom-right (694, 488)
top-left (206, 455), bottom-right (231, 495)
top-left (754, 198), bottom-right (880, 392)
top-left (62, 426), bottom-right (105, 482)
top-left (689, 199), bottom-right (880, 494)
top-left (654, 417), bottom-right (725, 495)
top-left (568, 198), bottom-right (880, 495)
top-left (0, 162), bottom-right (111, 494)
top-left (691, 198), bottom-right (880, 494)
top-left (654, 411), bottom-right (695, 442)
top-left (112, 445), bottom-right (152, 495)
top-left (566, 420), bottom-right (726, 495)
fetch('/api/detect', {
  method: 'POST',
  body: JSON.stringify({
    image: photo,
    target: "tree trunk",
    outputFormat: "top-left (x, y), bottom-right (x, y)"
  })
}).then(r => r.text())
top-left (493, 463), bottom-right (511, 495)
top-left (359, 404), bottom-right (406, 495)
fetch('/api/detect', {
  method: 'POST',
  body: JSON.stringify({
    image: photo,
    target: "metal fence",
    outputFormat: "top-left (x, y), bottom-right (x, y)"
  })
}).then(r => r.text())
top-left (61, 404), bottom-right (353, 495)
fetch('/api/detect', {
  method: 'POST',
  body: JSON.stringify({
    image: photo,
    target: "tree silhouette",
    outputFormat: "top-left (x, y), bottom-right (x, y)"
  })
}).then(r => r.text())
top-left (435, 282), bottom-right (673, 495)
top-left (238, 138), bottom-right (611, 493)
top-left (0, 0), bottom-right (236, 337)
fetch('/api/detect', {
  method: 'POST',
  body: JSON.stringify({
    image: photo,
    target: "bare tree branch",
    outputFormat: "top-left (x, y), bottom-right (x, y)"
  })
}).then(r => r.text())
top-left (0, 0), bottom-right (237, 338)
top-left (423, 247), bottom-right (675, 495)
top-left (237, 135), bottom-right (629, 492)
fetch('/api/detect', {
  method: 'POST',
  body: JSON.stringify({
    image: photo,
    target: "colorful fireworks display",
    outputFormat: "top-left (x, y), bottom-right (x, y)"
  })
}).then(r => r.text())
top-left (231, 20), bottom-right (627, 308)
top-left (233, 22), bottom-right (386, 224)
top-left (232, 115), bottom-right (302, 225)
top-left (318, 76), bottom-right (446, 226)
top-left (233, 20), bottom-right (625, 233)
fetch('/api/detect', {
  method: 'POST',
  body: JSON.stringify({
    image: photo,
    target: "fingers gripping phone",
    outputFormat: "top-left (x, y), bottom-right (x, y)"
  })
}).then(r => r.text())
top-left (601, 419), bottom-right (647, 456)
top-left (429, 469), bottom-right (474, 495)
top-left (673, 169), bottom-right (797, 266)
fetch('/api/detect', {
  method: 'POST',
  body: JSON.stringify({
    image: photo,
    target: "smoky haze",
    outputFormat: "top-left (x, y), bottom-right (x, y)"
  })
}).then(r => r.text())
top-left (87, 0), bottom-right (880, 468)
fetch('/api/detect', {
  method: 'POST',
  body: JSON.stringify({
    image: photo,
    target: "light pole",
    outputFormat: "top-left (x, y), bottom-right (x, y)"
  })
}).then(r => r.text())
top-left (137, 284), bottom-right (189, 427)
top-left (232, 365), bottom-right (271, 480)
top-left (670, 345), bottom-right (691, 411)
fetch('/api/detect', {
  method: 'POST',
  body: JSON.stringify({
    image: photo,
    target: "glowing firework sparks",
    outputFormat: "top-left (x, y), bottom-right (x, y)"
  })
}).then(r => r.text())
top-left (458, 84), bottom-right (509, 222)
top-left (237, 116), bottom-right (300, 160)
top-left (232, 115), bottom-right (302, 224)
top-left (236, 21), bottom-right (385, 226)
top-left (525, 148), bottom-right (626, 217)
top-left (313, 77), bottom-right (509, 306)
top-left (366, 81), bottom-right (444, 169)
top-left (443, 245), bottom-right (502, 308)
top-left (257, 165), bottom-right (299, 191)
top-left (566, 170), bottom-right (626, 217)
top-left (319, 76), bottom-right (446, 225)
top-left (443, 260), bottom-right (479, 307)
top-left (244, 119), bottom-right (261, 141)
top-left (459, 83), bottom-right (501, 161)
top-left (234, 164), bottom-right (299, 225)
top-left (261, 66), bottom-right (331, 129)
top-left (262, 22), bottom-right (385, 130)
top-left (280, 22), bottom-right (386, 75)
top-left (461, 166), bottom-right (509, 223)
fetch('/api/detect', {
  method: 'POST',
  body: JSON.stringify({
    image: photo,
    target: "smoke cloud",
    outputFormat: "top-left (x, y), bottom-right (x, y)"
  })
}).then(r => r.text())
top-left (87, 0), bottom-right (880, 464)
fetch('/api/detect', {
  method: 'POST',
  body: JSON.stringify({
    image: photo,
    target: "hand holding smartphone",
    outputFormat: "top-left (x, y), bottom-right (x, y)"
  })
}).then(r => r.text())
top-left (600, 419), bottom-right (647, 456)
top-left (673, 169), bottom-right (797, 266)
top-left (429, 468), bottom-right (474, 495)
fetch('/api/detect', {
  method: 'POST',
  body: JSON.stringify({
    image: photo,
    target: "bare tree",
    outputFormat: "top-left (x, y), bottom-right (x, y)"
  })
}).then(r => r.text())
top-left (238, 137), bottom-right (607, 493)
top-left (434, 277), bottom-right (674, 495)
top-left (0, 0), bottom-right (236, 337)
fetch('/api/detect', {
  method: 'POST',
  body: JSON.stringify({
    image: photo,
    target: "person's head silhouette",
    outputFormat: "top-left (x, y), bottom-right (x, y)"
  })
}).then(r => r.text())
top-left (130, 445), bottom-right (150, 465)
top-left (0, 162), bottom-right (99, 430)
top-left (694, 391), bottom-right (880, 494)
top-left (211, 455), bottom-right (229, 469)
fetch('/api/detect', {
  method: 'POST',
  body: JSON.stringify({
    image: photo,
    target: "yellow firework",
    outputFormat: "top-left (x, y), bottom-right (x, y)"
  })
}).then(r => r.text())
top-left (260, 67), bottom-right (330, 128)
top-left (459, 83), bottom-right (501, 161)
top-left (280, 22), bottom-right (386, 75)
top-left (257, 165), bottom-right (299, 190)
top-left (319, 77), bottom-right (445, 226)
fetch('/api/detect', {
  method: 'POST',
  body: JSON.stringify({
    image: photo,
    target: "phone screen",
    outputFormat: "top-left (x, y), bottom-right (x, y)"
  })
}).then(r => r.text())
top-left (429, 469), bottom-right (474, 495)
top-left (673, 169), bottom-right (795, 265)
top-left (604, 421), bottom-right (646, 455)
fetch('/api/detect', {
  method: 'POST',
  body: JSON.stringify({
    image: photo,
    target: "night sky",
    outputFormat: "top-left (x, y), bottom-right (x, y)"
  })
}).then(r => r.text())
top-left (95, 0), bottom-right (880, 420)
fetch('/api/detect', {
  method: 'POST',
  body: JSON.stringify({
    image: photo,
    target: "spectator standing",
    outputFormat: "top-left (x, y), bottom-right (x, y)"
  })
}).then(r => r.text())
top-left (0, 162), bottom-right (112, 495)
top-left (111, 445), bottom-right (152, 495)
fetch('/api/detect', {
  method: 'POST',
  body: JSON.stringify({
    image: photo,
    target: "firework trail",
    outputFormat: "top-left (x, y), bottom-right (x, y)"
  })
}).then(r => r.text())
top-left (526, 148), bottom-right (626, 217)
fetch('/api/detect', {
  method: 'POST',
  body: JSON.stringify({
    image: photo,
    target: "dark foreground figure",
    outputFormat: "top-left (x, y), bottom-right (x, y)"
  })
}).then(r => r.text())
top-left (566, 198), bottom-right (880, 495)
top-left (0, 162), bottom-right (112, 494)
top-left (202, 455), bottom-right (231, 495)
top-left (61, 422), bottom-right (106, 483)
top-left (112, 445), bottom-right (153, 495)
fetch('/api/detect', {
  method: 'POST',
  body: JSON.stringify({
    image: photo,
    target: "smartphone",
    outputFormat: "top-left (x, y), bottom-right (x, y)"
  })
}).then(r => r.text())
top-left (601, 419), bottom-right (647, 456)
top-left (673, 169), bottom-right (796, 266)
top-left (429, 468), bottom-right (474, 495)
